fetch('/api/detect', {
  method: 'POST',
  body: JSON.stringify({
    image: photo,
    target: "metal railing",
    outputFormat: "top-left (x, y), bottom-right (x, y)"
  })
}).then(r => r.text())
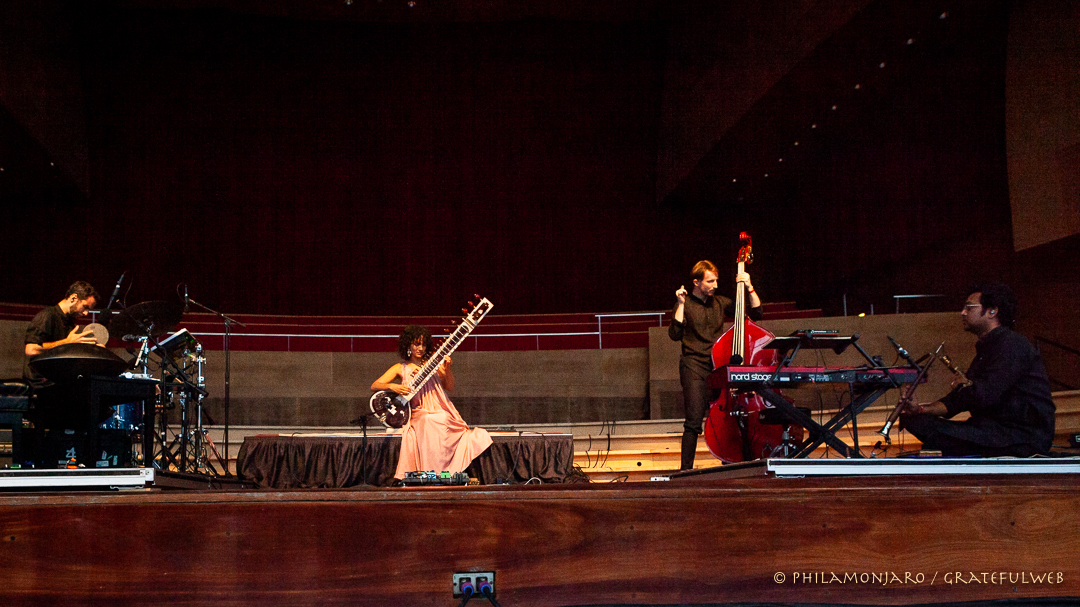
top-left (595, 312), bottom-right (666, 349)
top-left (893, 294), bottom-right (945, 314)
top-left (181, 312), bottom-right (669, 351)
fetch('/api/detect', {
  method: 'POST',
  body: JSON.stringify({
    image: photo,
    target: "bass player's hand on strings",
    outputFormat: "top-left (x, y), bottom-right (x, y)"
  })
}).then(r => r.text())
top-left (736, 271), bottom-right (761, 308)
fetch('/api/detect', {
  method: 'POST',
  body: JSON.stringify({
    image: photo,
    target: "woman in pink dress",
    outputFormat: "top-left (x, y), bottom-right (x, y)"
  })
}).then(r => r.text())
top-left (371, 325), bottom-right (492, 481)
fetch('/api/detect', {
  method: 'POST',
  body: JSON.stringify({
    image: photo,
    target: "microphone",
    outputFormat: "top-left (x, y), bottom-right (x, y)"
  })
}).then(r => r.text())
top-left (105, 271), bottom-right (126, 311)
top-left (183, 284), bottom-right (190, 313)
top-left (871, 441), bottom-right (883, 458)
top-left (122, 334), bottom-right (143, 342)
top-left (887, 336), bottom-right (919, 369)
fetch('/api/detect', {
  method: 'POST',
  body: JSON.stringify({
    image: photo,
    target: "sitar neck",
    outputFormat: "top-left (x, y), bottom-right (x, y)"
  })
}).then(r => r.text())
top-left (405, 298), bottom-right (493, 400)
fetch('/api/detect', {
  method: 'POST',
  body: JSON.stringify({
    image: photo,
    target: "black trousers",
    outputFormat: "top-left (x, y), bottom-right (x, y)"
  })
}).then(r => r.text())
top-left (679, 360), bottom-right (713, 470)
top-left (900, 413), bottom-right (1041, 458)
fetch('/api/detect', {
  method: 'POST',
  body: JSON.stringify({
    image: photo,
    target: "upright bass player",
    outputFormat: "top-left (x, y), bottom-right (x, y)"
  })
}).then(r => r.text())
top-left (668, 258), bottom-right (762, 470)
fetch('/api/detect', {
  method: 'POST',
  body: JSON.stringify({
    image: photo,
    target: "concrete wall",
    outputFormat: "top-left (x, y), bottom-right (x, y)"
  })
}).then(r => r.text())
top-left (201, 348), bottom-right (649, 426)
top-left (0, 312), bottom-right (1010, 427)
top-left (0, 319), bottom-right (647, 426)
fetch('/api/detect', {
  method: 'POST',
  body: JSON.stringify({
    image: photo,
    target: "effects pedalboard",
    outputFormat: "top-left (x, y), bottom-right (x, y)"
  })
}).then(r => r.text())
top-left (401, 471), bottom-right (471, 486)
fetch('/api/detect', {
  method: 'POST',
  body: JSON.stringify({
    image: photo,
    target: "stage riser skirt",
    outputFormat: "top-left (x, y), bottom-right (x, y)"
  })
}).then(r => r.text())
top-left (0, 475), bottom-right (1077, 605)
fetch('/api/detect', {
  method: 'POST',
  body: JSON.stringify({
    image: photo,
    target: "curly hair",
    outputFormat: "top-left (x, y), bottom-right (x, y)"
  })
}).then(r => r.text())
top-left (397, 325), bottom-right (432, 361)
top-left (969, 283), bottom-right (1017, 328)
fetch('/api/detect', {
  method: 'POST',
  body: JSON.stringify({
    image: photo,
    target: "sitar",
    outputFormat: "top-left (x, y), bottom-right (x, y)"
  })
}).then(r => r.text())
top-left (369, 297), bottom-right (493, 428)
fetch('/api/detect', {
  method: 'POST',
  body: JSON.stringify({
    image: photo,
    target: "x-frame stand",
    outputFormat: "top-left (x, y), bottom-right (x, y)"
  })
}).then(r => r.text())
top-left (746, 331), bottom-right (912, 459)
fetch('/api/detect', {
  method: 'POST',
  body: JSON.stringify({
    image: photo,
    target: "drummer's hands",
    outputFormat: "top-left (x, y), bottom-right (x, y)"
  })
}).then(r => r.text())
top-left (66, 326), bottom-right (98, 345)
top-left (675, 285), bottom-right (687, 305)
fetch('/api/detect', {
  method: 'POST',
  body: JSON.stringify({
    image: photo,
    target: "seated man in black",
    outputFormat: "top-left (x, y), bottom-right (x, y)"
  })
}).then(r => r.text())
top-left (23, 281), bottom-right (100, 387)
top-left (23, 281), bottom-right (100, 429)
top-left (901, 283), bottom-right (1055, 457)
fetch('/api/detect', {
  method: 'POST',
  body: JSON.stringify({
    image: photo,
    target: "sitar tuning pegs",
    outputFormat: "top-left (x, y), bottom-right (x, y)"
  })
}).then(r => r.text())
top-left (461, 308), bottom-right (469, 315)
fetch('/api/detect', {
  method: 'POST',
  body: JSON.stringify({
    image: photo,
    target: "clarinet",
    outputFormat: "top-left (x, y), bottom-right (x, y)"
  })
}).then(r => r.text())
top-left (938, 346), bottom-right (973, 388)
top-left (878, 345), bottom-right (940, 444)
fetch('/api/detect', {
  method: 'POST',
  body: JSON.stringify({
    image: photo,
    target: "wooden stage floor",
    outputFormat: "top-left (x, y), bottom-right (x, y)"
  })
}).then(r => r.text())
top-left (1, 459), bottom-right (1079, 606)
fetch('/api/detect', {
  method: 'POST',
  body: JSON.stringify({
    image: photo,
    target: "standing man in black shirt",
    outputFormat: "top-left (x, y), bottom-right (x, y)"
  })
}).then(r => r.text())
top-left (900, 283), bottom-right (1055, 457)
top-left (23, 281), bottom-right (100, 388)
top-left (668, 260), bottom-right (762, 470)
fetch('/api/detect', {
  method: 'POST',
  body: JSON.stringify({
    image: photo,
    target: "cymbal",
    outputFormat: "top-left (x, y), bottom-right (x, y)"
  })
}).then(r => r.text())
top-left (107, 300), bottom-right (183, 339)
top-left (28, 343), bottom-right (130, 382)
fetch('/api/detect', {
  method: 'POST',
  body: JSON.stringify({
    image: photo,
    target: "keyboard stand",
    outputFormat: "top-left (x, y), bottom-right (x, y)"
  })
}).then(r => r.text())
top-left (752, 331), bottom-right (908, 459)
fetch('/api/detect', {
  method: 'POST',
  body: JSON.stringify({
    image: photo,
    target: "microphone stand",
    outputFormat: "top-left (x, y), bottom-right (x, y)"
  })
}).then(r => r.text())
top-left (186, 296), bottom-right (245, 477)
top-left (349, 412), bottom-right (378, 486)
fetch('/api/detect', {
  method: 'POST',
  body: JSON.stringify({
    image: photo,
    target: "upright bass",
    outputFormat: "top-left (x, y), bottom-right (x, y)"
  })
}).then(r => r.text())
top-left (703, 232), bottom-right (803, 462)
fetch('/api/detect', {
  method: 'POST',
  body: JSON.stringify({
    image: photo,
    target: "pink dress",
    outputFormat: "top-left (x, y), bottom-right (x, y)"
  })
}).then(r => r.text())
top-left (393, 362), bottom-right (493, 479)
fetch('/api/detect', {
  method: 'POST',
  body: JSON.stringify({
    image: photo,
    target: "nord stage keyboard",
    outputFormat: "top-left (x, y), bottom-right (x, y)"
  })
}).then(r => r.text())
top-left (718, 366), bottom-right (920, 386)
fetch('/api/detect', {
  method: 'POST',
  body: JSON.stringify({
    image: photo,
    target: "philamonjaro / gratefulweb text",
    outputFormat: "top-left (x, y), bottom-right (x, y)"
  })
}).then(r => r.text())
top-left (773, 571), bottom-right (1064, 585)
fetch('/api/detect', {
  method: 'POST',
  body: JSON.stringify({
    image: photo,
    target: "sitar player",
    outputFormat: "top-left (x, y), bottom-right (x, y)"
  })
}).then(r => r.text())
top-left (372, 325), bottom-right (492, 482)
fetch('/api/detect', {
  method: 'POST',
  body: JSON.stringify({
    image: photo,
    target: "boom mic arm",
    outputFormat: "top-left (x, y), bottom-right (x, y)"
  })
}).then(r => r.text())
top-left (887, 336), bottom-right (919, 369)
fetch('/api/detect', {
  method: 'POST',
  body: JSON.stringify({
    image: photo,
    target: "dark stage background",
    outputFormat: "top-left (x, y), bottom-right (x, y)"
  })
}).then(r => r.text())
top-left (1, 0), bottom-right (1076, 328)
